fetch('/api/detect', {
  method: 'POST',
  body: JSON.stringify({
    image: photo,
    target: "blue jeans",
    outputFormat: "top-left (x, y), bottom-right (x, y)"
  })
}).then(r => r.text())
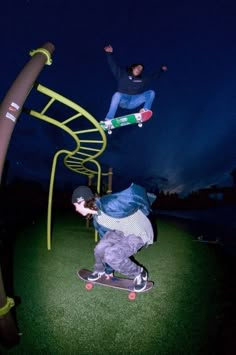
top-left (105, 90), bottom-right (155, 119)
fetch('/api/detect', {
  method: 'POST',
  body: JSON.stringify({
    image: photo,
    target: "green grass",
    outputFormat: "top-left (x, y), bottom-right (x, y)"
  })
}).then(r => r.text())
top-left (1, 213), bottom-right (233, 354)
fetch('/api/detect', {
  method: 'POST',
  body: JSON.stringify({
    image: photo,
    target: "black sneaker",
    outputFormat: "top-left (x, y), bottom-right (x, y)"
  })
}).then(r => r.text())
top-left (134, 268), bottom-right (148, 292)
top-left (87, 271), bottom-right (105, 281)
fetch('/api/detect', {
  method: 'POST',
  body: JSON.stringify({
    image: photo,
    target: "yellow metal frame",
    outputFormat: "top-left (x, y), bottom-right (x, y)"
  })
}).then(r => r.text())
top-left (0, 297), bottom-right (15, 317)
top-left (26, 83), bottom-right (109, 249)
top-left (29, 47), bottom-right (53, 65)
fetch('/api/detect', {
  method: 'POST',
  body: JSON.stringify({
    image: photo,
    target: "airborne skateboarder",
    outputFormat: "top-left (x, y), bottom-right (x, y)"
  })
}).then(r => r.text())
top-left (103, 44), bottom-right (167, 120)
top-left (72, 183), bottom-right (156, 292)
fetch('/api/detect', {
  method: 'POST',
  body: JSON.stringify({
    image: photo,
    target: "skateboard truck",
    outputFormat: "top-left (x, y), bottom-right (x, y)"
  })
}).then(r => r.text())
top-left (136, 113), bottom-right (143, 127)
top-left (103, 120), bottom-right (112, 134)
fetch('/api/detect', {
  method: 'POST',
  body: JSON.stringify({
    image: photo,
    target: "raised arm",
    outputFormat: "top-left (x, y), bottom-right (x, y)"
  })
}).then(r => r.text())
top-left (150, 65), bottom-right (168, 80)
top-left (104, 44), bottom-right (122, 79)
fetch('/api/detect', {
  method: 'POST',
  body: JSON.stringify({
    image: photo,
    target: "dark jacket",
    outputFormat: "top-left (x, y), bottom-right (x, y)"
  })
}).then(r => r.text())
top-left (107, 53), bottom-right (162, 95)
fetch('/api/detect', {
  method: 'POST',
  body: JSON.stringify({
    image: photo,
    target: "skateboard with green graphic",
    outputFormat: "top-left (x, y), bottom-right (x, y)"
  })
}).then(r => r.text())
top-left (100, 110), bottom-right (153, 134)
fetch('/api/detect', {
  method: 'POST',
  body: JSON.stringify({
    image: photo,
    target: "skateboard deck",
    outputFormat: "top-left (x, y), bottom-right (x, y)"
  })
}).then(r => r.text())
top-left (100, 110), bottom-right (153, 134)
top-left (77, 269), bottom-right (153, 300)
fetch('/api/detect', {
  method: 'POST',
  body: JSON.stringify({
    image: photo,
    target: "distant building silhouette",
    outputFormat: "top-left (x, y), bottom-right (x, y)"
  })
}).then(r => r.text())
top-left (154, 184), bottom-right (236, 211)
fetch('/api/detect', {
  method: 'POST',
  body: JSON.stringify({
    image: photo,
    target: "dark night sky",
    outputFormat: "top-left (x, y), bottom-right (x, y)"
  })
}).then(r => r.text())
top-left (1, 0), bottom-right (236, 195)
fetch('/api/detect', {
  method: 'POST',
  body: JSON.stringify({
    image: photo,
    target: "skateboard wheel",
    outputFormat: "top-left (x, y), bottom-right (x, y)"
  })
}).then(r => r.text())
top-left (108, 130), bottom-right (112, 135)
top-left (128, 292), bottom-right (136, 300)
top-left (85, 283), bottom-right (93, 290)
top-left (138, 123), bottom-right (143, 127)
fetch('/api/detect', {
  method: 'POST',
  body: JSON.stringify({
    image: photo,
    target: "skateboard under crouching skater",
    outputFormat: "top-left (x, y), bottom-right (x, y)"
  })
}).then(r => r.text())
top-left (77, 269), bottom-right (154, 300)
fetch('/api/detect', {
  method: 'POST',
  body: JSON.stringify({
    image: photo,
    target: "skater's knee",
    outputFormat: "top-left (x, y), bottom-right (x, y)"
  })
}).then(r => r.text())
top-left (104, 246), bottom-right (122, 267)
top-left (147, 90), bottom-right (155, 99)
top-left (112, 92), bottom-right (122, 101)
top-left (94, 243), bottom-right (105, 256)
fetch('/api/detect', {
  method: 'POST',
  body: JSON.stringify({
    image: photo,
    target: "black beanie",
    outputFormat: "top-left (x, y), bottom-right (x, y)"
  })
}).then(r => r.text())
top-left (72, 186), bottom-right (94, 204)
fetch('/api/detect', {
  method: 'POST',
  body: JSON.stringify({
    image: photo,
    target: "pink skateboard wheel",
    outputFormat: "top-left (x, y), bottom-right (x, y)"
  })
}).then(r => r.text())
top-left (128, 292), bottom-right (136, 300)
top-left (85, 283), bottom-right (93, 290)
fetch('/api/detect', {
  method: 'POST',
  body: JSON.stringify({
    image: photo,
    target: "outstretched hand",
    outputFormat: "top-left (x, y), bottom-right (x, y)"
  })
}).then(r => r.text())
top-left (161, 65), bottom-right (168, 72)
top-left (104, 44), bottom-right (113, 53)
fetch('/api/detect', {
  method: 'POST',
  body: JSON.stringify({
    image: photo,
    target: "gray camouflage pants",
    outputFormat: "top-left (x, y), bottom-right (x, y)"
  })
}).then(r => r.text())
top-left (93, 230), bottom-right (145, 277)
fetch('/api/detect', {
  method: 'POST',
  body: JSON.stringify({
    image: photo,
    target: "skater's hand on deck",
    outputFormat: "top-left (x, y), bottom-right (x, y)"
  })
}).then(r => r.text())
top-left (104, 45), bottom-right (113, 53)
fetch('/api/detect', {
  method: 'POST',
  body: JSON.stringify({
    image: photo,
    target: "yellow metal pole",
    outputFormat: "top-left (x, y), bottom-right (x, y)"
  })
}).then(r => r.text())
top-left (86, 175), bottom-right (93, 228)
top-left (107, 167), bottom-right (113, 194)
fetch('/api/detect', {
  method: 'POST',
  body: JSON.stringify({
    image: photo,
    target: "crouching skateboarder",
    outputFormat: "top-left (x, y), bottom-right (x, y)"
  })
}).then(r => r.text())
top-left (72, 183), bottom-right (156, 292)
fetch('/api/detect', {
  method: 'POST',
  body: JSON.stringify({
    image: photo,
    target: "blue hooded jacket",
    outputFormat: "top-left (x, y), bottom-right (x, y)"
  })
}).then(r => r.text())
top-left (93, 183), bottom-right (156, 238)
